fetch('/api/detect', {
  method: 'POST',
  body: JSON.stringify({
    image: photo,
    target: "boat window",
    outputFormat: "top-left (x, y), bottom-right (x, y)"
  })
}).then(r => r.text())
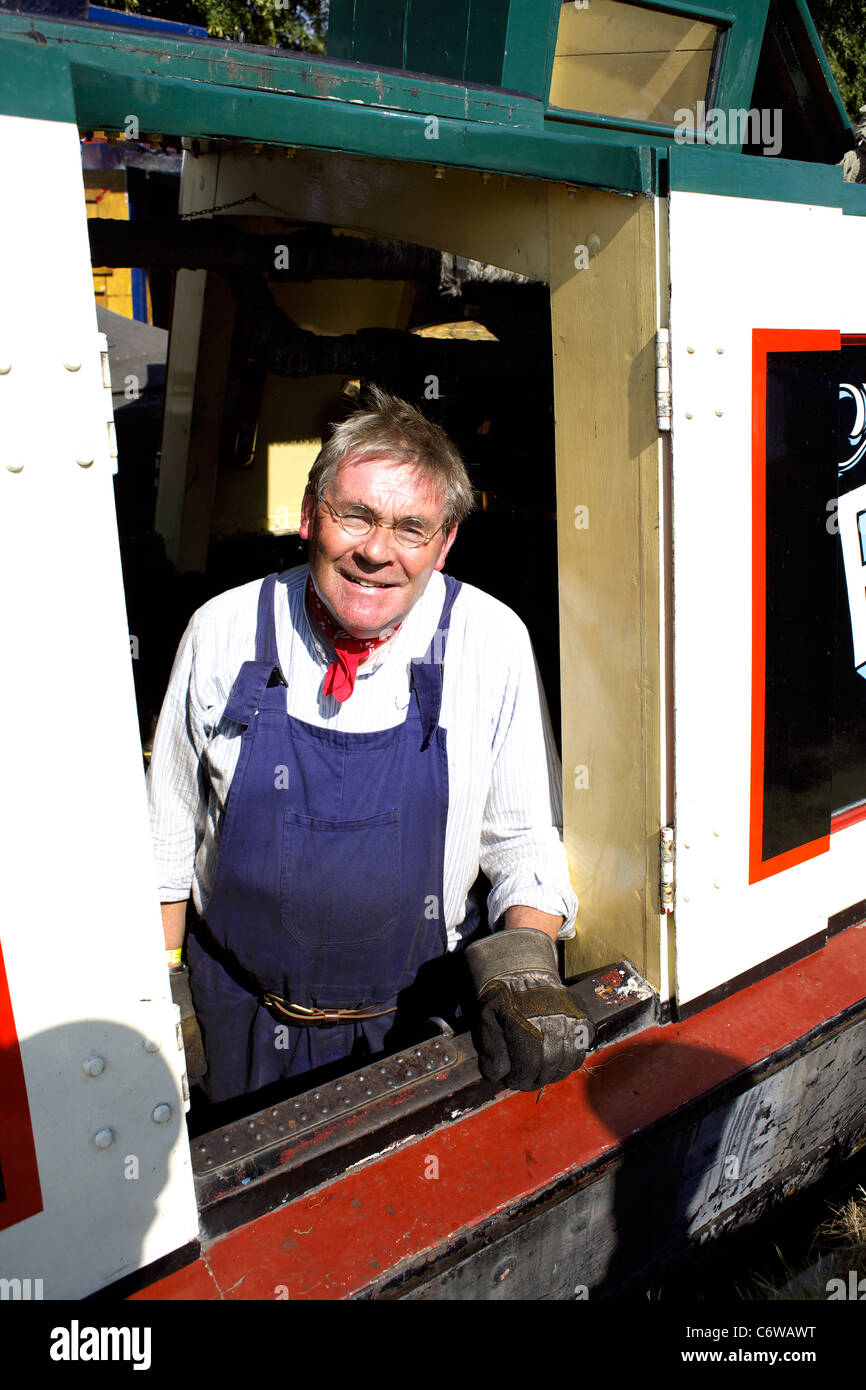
top-left (548, 0), bottom-right (720, 128)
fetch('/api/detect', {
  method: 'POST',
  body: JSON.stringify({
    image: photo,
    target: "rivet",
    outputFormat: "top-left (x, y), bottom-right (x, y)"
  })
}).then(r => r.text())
top-left (434, 166), bottom-right (445, 179)
top-left (5, 460), bottom-right (24, 473)
top-left (63, 357), bottom-right (82, 372)
top-left (406, 1068), bottom-right (414, 1078)
top-left (713, 880), bottom-right (721, 890)
top-left (83, 1055), bottom-right (105, 1077)
top-left (683, 841), bottom-right (690, 849)
top-left (335, 1083), bottom-right (343, 1091)
top-left (93, 1128), bottom-right (114, 1148)
top-left (715, 409), bottom-right (724, 417)
top-left (715, 346), bottom-right (725, 354)
top-left (300, 1113), bottom-right (309, 1122)
top-left (683, 895), bottom-right (690, 903)
top-left (152, 1103), bottom-right (172, 1124)
top-left (684, 411), bottom-right (693, 419)
top-left (76, 454), bottom-right (94, 468)
top-left (481, 172), bottom-right (491, 184)
top-left (142, 1038), bottom-right (160, 1053)
top-left (713, 828), bottom-right (721, 837)
top-left (342, 1096), bottom-right (350, 1105)
top-left (0, 362), bottom-right (11, 374)
top-left (686, 345), bottom-right (695, 354)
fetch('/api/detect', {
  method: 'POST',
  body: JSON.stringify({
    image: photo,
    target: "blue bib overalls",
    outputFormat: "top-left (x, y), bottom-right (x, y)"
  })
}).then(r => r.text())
top-left (187, 571), bottom-right (462, 1102)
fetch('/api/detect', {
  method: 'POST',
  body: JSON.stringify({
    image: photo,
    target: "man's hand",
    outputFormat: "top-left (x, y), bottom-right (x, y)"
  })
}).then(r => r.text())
top-left (465, 927), bottom-right (592, 1091)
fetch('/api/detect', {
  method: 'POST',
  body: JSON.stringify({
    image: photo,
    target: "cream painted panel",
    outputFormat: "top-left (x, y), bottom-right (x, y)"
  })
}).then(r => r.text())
top-left (549, 185), bottom-right (664, 988)
top-left (0, 116), bottom-right (197, 1297)
top-left (184, 146), bottom-right (550, 279)
top-left (669, 190), bottom-right (866, 1006)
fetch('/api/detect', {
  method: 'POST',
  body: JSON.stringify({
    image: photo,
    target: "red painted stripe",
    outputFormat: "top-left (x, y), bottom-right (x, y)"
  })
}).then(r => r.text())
top-left (831, 801), bottom-right (866, 834)
top-left (0, 938), bottom-right (42, 1232)
top-left (749, 328), bottom-right (840, 885)
top-left (134, 923), bottom-right (866, 1301)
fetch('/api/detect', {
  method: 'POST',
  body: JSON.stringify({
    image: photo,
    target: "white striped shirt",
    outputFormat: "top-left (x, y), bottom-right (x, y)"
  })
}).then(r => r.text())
top-left (146, 565), bottom-right (578, 949)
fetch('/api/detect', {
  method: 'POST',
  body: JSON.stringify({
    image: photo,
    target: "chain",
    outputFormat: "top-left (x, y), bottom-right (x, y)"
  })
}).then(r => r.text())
top-left (180, 194), bottom-right (299, 221)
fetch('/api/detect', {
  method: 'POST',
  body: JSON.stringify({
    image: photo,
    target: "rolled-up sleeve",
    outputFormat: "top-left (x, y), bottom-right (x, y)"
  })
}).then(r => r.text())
top-left (146, 620), bottom-right (207, 903)
top-left (480, 625), bottom-right (578, 938)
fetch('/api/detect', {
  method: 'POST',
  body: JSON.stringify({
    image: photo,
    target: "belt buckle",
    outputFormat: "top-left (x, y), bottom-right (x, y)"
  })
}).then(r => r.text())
top-left (263, 993), bottom-right (345, 1027)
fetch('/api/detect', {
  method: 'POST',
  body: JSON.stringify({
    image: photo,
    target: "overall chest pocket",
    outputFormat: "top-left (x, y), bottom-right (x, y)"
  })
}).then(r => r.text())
top-left (279, 808), bottom-right (400, 949)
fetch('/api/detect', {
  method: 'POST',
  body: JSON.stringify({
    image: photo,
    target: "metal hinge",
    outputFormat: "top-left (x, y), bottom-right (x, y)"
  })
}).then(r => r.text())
top-left (97, 331), bottom-right (119, 474)
top-left (656, 329), bottom-right (671, 431)
top-left (660, 826), bottom-right (674, 913)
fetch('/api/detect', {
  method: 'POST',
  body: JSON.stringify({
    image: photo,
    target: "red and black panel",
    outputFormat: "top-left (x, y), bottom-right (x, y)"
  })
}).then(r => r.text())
top-left (750, 329), bottom-right (839, 882)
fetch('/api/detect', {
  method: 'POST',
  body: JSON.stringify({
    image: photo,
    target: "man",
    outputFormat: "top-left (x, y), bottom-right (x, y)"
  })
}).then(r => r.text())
top-left (148, 387), bottom-right (588, 1105)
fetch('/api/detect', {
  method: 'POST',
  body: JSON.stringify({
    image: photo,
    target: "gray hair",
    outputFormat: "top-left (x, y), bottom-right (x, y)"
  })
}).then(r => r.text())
top-left (308, 385), bottom-right (475, 529)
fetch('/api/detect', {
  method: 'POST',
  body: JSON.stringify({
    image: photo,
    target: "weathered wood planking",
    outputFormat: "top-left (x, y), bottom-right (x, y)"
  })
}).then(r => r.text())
top-left (369, 1010), bottom-right (866, 1299)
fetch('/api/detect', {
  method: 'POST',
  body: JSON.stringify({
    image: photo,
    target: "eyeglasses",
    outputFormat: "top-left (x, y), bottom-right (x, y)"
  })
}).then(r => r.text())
top-left (317, 494), bottom-right (445, 550)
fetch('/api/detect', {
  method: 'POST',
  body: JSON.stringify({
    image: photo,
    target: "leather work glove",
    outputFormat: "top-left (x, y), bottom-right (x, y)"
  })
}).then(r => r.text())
top-left (465, 928), bottom-right (593, 1091)
top-left (170, 964), bottom-right (207, 1082)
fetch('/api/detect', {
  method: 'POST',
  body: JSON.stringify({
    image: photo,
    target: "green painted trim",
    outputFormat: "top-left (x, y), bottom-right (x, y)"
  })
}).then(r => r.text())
top-left (501, 0), bottom-right (558, 100)
top-left (840, 182), bottom-right (866, 218)
top-left (711, 0), bottom-right (770, 115)
top-left (596, 0), bottom-right (735, 19)
top-left (67, 58), bottom-right (654, 194)
top-left (0, 34), bottom-right (76, 123)
top-left (793, 0), bottom-right (853, 133)
top-left (0, 14), bottom-right (541, 128)
top-left (667, 140), bottom-right (844, 206)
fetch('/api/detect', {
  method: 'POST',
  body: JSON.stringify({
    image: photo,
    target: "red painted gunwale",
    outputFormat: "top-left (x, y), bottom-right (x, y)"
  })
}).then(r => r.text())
top-left (132, 923), bottom-right (866, 1301)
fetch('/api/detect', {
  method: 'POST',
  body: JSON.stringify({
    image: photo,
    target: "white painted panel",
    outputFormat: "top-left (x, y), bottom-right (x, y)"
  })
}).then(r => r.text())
top-left (0, 115), bottom-right (197, 1297)
top-left (669, 191), bottom-right (866, 1006)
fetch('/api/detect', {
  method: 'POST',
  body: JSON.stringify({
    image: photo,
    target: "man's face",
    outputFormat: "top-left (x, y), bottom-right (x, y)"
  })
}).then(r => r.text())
top-left (299, 456), bottom-right (458, 639)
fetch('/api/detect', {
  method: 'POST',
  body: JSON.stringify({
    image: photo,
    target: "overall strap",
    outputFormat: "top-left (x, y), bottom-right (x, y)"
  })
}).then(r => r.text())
top-left (410, 574), bottom-right (462, 750)
top-left (222, 573), bottom-right (286, 728)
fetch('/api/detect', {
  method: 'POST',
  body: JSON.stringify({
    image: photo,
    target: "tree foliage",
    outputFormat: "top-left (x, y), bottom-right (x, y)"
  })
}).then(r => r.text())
top-left (808, 0), bottom-right (866, 121)
top-left (97, 0), bottom-right (328, 52)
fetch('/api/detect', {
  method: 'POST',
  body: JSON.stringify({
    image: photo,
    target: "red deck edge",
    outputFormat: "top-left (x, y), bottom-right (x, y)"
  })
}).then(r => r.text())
top-left (0, 938), bottom-right (43, 1232)
top-left (132, 923), bottom-right (866, 1301)
top-left (749, 327), bottom-right (840, 885)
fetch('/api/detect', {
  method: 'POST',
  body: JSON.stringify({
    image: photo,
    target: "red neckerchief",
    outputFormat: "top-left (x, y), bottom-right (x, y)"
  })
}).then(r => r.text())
top-left (306, 576), bottom-right (401, 703)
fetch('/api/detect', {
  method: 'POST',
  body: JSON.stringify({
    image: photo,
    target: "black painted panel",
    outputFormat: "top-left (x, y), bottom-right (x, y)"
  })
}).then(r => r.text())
top-left (762, 351), bottom-right (838, 862)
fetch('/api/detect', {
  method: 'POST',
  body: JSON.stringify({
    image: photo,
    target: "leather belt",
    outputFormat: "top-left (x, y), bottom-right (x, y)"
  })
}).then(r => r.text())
top-left (262, 992), bottom-right (398, 1028)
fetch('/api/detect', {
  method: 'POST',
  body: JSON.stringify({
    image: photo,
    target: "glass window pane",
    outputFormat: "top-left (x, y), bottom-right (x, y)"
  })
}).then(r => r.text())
top-left (550, 0), bottom-right (719, 127)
